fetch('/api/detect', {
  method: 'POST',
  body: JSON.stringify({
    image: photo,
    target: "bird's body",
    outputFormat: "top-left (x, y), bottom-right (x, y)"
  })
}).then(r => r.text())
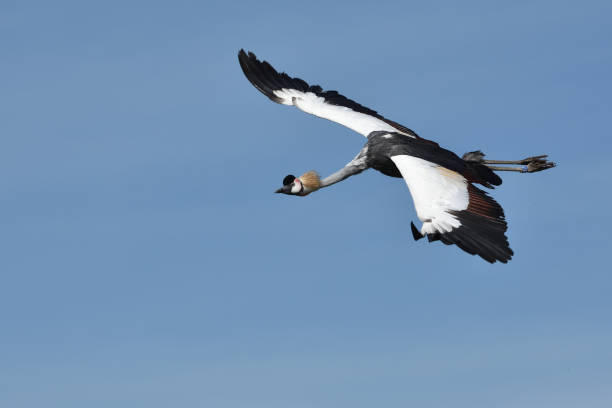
top-left (238, 49), bottom-right (555, 263)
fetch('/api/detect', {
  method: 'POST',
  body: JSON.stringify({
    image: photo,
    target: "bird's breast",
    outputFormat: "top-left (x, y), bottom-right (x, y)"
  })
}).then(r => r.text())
top-left (369, 156), bottom-right (403, 178)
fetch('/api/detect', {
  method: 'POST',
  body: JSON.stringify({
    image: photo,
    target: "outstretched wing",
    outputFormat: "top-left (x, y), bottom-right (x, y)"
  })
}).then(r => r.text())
top-left (238, 49), bottom-right (419, 138)
top-left (390, 155), bottom-right (513, 263)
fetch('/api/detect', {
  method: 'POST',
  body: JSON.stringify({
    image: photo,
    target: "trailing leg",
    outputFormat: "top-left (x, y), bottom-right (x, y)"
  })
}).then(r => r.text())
top-left (462, 151), bottom-right (556, 173)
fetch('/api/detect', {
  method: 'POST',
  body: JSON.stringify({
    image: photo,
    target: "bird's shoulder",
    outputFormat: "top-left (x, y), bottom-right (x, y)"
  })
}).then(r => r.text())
top-left (366, 131), bottom-right (461, 170)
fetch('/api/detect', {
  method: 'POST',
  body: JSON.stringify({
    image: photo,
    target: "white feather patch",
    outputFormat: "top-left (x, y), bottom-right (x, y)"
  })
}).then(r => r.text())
top-left (272, 88), bottom-right (398, 137)
top-left (390, 155), bottom-right (469, 235)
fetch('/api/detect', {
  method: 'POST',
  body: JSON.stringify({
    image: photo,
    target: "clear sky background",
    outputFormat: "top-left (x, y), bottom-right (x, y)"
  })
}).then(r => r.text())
top-left (2, 0), bottom-right (611, 407)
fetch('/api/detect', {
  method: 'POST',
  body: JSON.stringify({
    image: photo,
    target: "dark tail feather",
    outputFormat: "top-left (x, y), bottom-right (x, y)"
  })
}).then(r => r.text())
top-left (463, 151), bottom-right (502, 188)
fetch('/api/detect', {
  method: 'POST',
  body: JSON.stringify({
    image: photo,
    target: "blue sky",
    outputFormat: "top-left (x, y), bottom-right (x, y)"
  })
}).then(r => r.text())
top-left (2, 0), bottom-right (611, 406)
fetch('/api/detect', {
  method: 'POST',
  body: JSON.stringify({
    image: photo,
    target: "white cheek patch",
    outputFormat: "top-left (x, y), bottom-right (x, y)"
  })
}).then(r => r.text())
top-left (291, 180), bottom-right (302, 194)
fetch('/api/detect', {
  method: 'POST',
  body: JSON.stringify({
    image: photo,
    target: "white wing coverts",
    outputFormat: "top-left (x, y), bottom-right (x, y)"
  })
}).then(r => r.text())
top-left (238, 50), bottom-right (420, 138)
top-left (390, 154), bottom-right (513, 263)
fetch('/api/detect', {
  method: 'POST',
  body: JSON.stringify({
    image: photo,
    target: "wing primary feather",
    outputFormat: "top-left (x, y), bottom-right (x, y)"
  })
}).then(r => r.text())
top-left (391, 154), bottom-right (513, 263)
top-left (238, 49), bottom-right (424, 138)
top-left (411, 222), bottom-right (424, 241)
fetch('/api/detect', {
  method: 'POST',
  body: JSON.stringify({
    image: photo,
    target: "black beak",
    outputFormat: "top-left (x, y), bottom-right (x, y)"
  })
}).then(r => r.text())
top-left (275, 185), bottom-right (292, 194)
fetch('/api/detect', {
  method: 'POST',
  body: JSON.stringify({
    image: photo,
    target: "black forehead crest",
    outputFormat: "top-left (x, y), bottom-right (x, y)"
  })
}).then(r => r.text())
top-left (283, 174), bottom-right (296, 185)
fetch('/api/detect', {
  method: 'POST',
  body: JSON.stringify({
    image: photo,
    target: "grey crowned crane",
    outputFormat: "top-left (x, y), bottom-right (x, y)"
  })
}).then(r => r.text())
top-left (238, 50), bottom-right (555, 264)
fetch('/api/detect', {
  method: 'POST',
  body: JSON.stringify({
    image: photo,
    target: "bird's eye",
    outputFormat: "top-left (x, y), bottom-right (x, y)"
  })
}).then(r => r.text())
top-left (283, 174), bottom-right (296, 186)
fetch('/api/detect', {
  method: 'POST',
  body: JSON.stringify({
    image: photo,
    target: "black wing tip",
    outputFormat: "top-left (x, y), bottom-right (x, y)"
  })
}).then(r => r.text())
top-left (448, 211), bottom-right (513, 263)
top-left (411, 222), bottom-right (424, 241)
top-left (237, 49), bottom-right (253, 68)
top-left (237, 49), bottom-right (313, 104)
top-left (237, 48), bottom-right (255, 59)
top-left (237, 49), bottom-right (419, 138)
top-left (422, 211), bottom-right (513, 264)
top-left (237, 48), bottom-right (285, 103)
top-left (238, 49), bottom-right (262, 66)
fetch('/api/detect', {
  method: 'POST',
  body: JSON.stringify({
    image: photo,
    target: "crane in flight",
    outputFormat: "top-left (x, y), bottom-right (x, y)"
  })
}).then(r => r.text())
top-left (238, 50), bottom-right (555, 264)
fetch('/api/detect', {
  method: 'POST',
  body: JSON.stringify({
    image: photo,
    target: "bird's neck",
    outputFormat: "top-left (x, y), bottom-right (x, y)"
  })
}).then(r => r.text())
top-left (320, 163), bottom-right (366, 188)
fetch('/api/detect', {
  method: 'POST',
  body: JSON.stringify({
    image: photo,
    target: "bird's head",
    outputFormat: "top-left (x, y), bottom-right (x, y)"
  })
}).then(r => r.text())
top-left (275, 171), bottom-right (321, 196)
